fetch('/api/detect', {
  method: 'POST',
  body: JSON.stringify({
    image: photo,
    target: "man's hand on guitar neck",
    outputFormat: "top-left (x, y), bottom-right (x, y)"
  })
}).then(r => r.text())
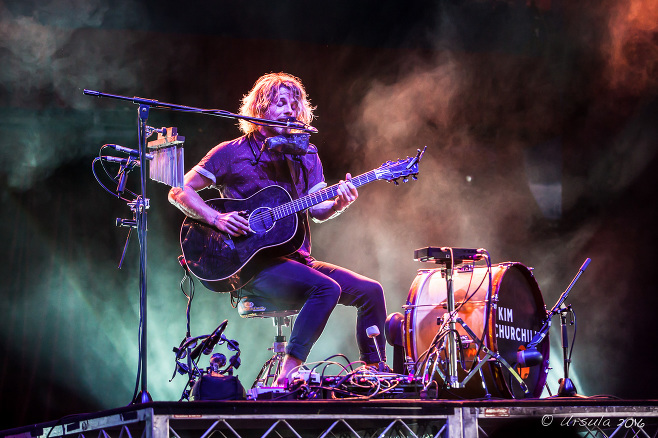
top-left (333, 173), bottom-right (358, 212)
top-left (309, 173), bottom-right (358, 222)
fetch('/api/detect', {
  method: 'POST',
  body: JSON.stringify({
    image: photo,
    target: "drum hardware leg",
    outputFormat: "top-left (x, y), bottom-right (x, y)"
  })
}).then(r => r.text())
top-left (465, 353), bottom-right (492, 399)
top-left (419, 342), bottom-right (451, 396)
top-left (422, 347), bottom-right (444, 386)
top-left (455, 317), bottom-right (530, 397)
top-left (414, 315), bottom-right (452, 394)
top-left (476, 360), bottom-right (491, 399)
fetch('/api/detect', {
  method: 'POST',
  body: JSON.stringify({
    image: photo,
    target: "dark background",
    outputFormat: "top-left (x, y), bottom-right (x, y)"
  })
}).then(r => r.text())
top-left (1, 0), bottom-right (657, 429)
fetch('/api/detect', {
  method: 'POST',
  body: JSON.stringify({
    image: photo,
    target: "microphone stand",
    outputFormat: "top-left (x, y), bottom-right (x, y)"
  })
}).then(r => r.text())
top-left (133, 105), bottom-right (151, 403)
top-left (549, 258), bottom-right (590, 397)
top-left (84, 89), bottom-right (317, 405)
top-left (524, 258), bottom-right (591, 397)
top-left (557, 306), bottom-right (577, 396)
top-left (83, 89), bottom-right (318, 134)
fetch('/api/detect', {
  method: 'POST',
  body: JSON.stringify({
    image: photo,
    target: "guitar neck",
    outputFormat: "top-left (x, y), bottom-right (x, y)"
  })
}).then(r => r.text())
top-left (272, 170), bottom-right (378, 220)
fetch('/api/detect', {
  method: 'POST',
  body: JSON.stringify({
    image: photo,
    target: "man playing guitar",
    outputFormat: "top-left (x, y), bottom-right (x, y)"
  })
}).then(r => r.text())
top-left (168, 72), bottom-right (388, 385)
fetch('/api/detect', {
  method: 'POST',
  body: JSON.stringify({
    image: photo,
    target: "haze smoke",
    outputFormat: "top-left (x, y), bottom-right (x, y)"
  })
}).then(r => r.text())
top-left (0, 0), bottom-right (150, 190)
top-left (313, 0), bottom-right (658, 395)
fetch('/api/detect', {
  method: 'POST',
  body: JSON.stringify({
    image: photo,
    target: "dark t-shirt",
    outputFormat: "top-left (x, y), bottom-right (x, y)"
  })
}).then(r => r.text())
top-left (193, 132), bottom-right (326, 262)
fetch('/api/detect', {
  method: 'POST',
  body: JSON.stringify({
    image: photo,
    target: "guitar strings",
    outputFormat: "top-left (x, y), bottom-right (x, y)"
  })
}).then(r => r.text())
top-left (247, 171), bottom-right (378, 225)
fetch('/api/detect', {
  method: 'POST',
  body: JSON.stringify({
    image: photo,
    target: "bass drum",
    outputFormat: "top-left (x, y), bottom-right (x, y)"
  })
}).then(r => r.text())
top-left (404, 262), bottom-right (550, 398)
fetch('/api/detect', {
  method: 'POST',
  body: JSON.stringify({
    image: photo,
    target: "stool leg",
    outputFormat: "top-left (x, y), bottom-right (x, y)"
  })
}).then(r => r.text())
top-left (252, 316), bottom-right (290, 388)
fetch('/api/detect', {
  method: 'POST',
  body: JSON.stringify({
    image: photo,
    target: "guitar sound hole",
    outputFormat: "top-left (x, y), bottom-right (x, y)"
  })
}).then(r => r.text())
top-left (249, 207), bottom-right (275, 233)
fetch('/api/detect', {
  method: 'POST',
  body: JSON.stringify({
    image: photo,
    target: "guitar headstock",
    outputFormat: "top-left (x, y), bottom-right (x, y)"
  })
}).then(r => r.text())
top-left (374, 146), bottom-right (427, 185)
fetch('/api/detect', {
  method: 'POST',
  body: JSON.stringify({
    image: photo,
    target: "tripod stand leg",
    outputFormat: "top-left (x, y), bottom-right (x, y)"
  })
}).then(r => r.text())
top-left (420, 347), bottom-right (446, 391)
top-left (456, 317), bottom-right (530, 396)
top-left (477, 361), bottom-right (492, 399)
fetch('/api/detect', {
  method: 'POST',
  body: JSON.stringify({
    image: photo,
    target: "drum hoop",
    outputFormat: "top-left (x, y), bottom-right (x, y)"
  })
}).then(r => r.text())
top-left (404, 269), bottom-right (443, 360)
top-left (487, 262), bottom-right (543, 353)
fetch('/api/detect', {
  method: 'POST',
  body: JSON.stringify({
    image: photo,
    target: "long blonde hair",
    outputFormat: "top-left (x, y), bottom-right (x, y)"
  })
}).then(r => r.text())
top-left (238, 72), bottom-right (315, 135)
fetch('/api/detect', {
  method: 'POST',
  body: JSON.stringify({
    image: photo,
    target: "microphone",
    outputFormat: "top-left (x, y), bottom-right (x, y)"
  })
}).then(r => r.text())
top-left (366, 325), bottom-right (386, 371)
top-left (516, 330), bottom-right (546, 367)
top-left (190, 320), bottom-right (228, 360)
top-left (105, 144), bottom-right (154, 160)
top-left (101, 156), bottom-right (140, 166)
top-left (265, 134), bottom-right (314, 155)
top-left (283, 117), bottom-right (318, 134)
top-left (202, 332), bottom-right (223, 355)
top-left (517, 347), bottom-right (543, 367)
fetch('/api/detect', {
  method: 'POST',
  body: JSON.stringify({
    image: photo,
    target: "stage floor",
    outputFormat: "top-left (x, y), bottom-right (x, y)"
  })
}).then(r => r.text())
top-left (2, 398), bottom-right (658, 438)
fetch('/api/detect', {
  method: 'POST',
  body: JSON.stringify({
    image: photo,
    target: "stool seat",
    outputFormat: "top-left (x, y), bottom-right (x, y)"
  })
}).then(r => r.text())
top-left (237, 296), bottom-right (300, 318)
top-left (237, 296), bottom-right (301, 388)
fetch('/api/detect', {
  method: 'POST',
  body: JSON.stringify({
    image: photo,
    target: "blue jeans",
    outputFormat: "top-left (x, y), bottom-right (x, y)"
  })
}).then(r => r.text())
top-left (242, 257), bottom-right (387, 364)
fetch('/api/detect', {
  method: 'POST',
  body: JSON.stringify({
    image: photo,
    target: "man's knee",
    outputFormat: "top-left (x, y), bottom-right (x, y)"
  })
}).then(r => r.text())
top-left (350, 279), bottom-right (385, 309)
top-left (313, 277), bottom-right (341, 305)
top-left (364, 279), bottom-right (385, 302)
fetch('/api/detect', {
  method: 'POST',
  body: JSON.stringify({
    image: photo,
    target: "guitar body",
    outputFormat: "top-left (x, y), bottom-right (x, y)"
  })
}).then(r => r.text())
top-left (180, 185), bottom-right (304, 293)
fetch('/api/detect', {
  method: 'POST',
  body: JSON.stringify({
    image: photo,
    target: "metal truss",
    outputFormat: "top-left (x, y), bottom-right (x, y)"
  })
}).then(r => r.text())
top-left (8, 403), bottom-right (658, 438)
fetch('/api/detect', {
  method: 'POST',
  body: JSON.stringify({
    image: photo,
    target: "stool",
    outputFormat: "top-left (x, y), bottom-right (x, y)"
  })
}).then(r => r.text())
top-left (237, 296), bottom-right (300, 387)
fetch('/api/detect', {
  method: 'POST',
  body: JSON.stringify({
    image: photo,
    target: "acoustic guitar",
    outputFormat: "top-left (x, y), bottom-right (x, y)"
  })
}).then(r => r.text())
top-left (180, 147), bottom-right (426, 292)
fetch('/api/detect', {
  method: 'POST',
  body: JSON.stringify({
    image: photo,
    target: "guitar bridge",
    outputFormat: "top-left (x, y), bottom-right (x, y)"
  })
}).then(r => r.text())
top-left (222, 234), bottom-right (235, 250)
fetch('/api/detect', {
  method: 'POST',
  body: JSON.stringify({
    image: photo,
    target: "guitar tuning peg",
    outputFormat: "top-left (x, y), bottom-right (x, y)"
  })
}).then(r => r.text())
top-left (412, 175), bottom-right (418, 180)
top-left (393, 179), bottom-right (399, 186)
top-left (403, 177), bottom-right (409, 183)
